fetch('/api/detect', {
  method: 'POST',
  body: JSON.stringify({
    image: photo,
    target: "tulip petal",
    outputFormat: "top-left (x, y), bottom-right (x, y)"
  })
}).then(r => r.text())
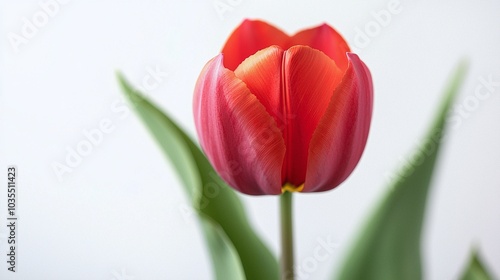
top-left (304, 53), bottom-right (373, 192)
top-left (222, 19), bottom-right (289, 71)
top-left (234, 46), bottom-right (285, 132)
top-left (194, 54), bottom-right (286, 195)
top-left (289, 23), bottom-right (351, 72)
top-left (282, 46), bottom-right (343, 185)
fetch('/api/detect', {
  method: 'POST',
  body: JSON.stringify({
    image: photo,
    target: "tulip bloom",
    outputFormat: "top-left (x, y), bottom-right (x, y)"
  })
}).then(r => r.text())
top-left (193, 20), bottom-right (373, 195)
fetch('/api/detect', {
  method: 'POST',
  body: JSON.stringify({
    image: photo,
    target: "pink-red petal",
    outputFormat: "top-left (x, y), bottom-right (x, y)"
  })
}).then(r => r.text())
top-left (193, 54), bottom-right (286, 195)
top-left (234, 45), bottom-right (344, 186)
top-left (304, 53), bottom-right (373, 192)
top-left (222, 20), bottom-right (351, 74)
top-left (281, 46), bottom-right (343, 186)
top-left (289, 24), bottom-right (351, 72)
top-left (234, 46), bottom-right (285, 134)
top-left (222, 19), bottom-right (289, 71)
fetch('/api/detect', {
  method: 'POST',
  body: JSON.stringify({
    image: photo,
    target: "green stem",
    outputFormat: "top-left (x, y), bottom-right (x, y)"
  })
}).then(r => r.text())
top-left (280, 191), bottom-right (294, 280)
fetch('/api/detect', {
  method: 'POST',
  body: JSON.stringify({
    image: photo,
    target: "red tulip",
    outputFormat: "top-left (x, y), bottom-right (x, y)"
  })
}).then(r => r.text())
top-left (193, 20), bottom-right (373, 195)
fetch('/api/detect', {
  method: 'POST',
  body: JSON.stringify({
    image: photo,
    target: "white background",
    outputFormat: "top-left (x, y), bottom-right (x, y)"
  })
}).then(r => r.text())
top-left (1, 0), bottom-right (499, 279)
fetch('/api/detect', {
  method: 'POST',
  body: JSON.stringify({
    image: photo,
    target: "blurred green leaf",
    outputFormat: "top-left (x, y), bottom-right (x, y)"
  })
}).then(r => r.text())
top-left (335, 62), bottom-right (468, 280)
top-left (460, 250), bottom-right (494, 280)
top-left (118, 74), bottom-right (279, 280)
top-left (200, 216), bottom-right (246, 280)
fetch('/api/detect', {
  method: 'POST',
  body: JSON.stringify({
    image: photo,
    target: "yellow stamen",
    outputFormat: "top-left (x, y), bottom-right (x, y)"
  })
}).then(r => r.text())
top-left (281, 183), bottom-right (304, 193)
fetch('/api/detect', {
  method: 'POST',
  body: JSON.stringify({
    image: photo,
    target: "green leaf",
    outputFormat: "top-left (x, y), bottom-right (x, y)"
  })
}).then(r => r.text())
top-left (117, 74), bottom-right (279, 280)
top-left (335, 62), bottom-right (468, 280)
top-left (200, 216), bottom-right (246, 280)
top-left (460, 250), bottom-right (494, 280)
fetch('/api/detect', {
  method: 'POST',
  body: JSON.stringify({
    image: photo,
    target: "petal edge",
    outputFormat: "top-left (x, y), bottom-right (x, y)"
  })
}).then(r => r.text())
top-left (304, 53), bottom-right (373, 192)
top-left (222, 20), bottom-right (289, 71)
top-left (194, 55), bottom-right (286, 195)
